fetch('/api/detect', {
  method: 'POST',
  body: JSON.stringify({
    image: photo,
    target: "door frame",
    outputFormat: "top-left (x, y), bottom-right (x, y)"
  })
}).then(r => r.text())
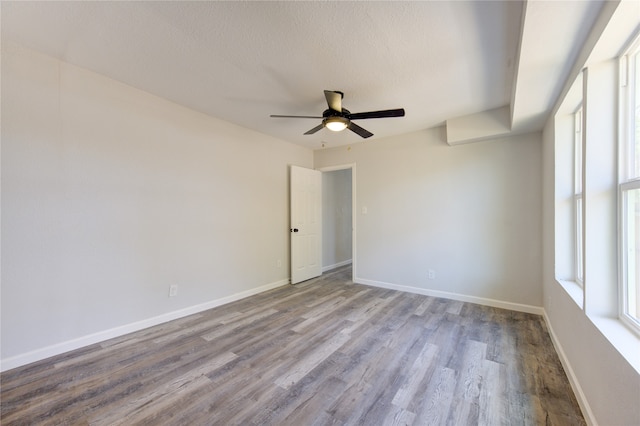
top-left (317, 163), bottom-right (357, 280)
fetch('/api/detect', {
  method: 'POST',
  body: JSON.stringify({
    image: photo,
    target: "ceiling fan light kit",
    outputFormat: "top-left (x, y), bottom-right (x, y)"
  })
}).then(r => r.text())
top-left (270, 90), bottom-right (405, 139)
top-left (324, 116), bottom-right (349, 132)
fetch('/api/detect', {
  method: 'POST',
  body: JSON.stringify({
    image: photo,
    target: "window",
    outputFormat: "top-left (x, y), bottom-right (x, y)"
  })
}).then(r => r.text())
top-left (574, 107), bottom-right (584, 286)
top-left (620, 38), bottom-right (640, 333)
top-left (553, 72), bottom-right (583, 294)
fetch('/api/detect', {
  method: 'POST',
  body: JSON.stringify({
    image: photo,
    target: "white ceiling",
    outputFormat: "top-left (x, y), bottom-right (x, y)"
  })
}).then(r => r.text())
top-left (1, 1), bottom-right (603, 149)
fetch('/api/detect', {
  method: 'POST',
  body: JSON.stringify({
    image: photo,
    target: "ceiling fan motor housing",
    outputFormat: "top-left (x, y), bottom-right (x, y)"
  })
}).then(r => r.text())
top-left (323, 108), bottom-right (349, 118)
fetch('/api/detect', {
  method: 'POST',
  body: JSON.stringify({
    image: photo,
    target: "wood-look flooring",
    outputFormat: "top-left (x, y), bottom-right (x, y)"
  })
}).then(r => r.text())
top-left (1, 266), bottom-right (584, 425)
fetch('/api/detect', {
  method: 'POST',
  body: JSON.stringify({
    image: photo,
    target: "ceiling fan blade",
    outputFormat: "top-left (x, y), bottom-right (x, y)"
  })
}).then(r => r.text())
top-left (304, 123), bottom-right (325, 135)
top-left (324, 90), bottom-right (343, 112)
top-left (271, 114), bottom-right (323, 119)
top-left (348, 108), bottom-right (405, 120)
top-left (348, 122), bottom-right (373, 139)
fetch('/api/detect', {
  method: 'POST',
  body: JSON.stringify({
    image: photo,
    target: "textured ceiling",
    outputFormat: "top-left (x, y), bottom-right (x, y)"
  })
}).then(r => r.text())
top-left (1, 1), bottom-right (603, 149)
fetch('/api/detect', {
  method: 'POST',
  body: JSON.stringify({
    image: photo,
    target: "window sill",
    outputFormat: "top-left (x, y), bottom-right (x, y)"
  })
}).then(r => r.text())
top-left (556, 279), bottom-right (584, 309)
top-left (590, 316), bottom-right (640, 374)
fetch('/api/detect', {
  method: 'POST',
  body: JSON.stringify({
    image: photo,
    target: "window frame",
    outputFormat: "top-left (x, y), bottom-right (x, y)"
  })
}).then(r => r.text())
top-left (619, 180), bottom-right (640, 333)
top-left (619, 36), bottom-right (640, 335)
top-left (574, 107), bottom-right (584, 287)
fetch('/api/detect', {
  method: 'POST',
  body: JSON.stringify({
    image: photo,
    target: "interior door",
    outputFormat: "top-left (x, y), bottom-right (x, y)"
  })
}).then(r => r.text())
top-left (290, 165), bottom-right (322, 284)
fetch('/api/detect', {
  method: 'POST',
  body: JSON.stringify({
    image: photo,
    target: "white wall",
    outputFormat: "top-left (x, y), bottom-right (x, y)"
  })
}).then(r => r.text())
top-left (1, 42), bottom-right (312, 367)
top-left (314, 128), bottom-right (543, 309)
top-left (322, 169), bottom-right (352, 271)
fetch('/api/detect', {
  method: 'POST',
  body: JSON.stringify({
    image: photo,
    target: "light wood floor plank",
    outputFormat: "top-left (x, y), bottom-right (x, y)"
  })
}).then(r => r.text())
top-left (413, 366), bottom-right (456, 425)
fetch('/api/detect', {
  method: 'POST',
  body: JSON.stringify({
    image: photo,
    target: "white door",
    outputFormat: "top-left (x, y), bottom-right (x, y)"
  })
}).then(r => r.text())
top-left (290, 165), bottom-right (322, 284)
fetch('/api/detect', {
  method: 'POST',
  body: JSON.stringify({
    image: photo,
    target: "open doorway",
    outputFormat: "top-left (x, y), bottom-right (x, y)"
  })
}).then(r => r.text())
top-left (320, 165), bottom-right (355, 280)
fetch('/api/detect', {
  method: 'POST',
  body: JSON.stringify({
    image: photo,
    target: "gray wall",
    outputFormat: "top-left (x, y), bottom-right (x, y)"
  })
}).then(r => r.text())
top-left (315, 128), bottom-right (543, 308)
top-left (322, 169), bottom-right (352, 271)
top-left (1, 43), bottom-right (313, 366)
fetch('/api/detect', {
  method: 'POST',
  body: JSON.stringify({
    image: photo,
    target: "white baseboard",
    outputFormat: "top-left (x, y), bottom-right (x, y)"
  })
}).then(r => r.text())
top-left (0, 278), bottom-right (290, 372)
top-left (322, 259), bottom-right (353, 272)
top-left (542, 311), bottom-right (596, 426)
top-left (354, 277), bottom-right (544, 315)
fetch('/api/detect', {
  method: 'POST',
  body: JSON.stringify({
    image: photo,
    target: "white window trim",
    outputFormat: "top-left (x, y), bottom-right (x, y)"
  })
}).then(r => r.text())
top-left (619, 179), bottom-right (640, 335)
top-left (574, 107), bottom-right (584, 287)
top-left (618, 37), bottom-right (640, 336)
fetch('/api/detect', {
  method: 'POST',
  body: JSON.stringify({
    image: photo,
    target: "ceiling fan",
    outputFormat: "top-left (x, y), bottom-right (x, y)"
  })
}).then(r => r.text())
top-left (270, 90), bottom-right (405, 139)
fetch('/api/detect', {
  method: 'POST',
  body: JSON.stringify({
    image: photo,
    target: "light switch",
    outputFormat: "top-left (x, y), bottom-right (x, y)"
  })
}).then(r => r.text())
top-left (362, 206), bottom-right (368, 214)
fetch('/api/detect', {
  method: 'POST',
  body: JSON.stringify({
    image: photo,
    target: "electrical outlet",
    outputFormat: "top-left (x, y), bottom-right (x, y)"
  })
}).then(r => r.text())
top-left (169, 285), bottom-right (178, 297)
top-left (428, 269), bottom-right (436, 280)
top-left (277, 259), bottom-right (282, 268)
